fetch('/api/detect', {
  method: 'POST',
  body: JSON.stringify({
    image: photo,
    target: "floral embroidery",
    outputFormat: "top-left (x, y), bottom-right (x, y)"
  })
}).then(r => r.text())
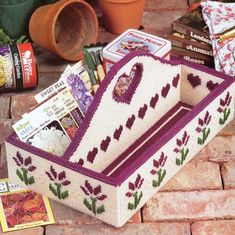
top-left (126, 174), bottom-right (144, 210)
top-left (46, 166), bottom-right (71, 200)
top-left (13, 151), bottom-right (36, 185)
top-left (80, 180), bottom-right (107, 215)
top-left (196, 111), bottom-right (212, 145)
top-left (174, 131), bottom-right (190, 166)
top-left (150, 152), bottom-right (167, 187)
top-left (217, 92), bottom-right (232, 125)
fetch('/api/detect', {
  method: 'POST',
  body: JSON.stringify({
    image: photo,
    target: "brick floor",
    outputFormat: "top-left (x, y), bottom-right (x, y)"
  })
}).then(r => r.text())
top-left (1, 0), bottom-right (235, 234)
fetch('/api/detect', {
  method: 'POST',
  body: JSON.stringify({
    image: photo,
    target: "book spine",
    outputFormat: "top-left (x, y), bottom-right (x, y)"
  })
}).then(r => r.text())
top-left (168, 35), bottom-right (213, 57)
top-left (172, 22), bottom-right (211, 44)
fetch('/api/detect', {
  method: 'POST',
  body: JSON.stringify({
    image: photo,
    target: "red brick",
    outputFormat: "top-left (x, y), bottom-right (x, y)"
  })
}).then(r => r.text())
top-left (207, 136), bottom-right (235, 164)
top-left (141, 9), bottom-right (188, 37)
top-left (143, 190), bottom-right (235, 222)
top-left (33, 45), bottom-right (68, 74)
top-left (221, 161), bottom-right (235, 189)
top-left (0, 227), bottom-right (44, 235)
top-left (193, 147), bottom-right (210, 162)
top-left (36, 73), bottom-right (64, 92)
top-left (191, 220), bottom-right (235, 235)
top-left (50, 200), bottom-right (141, 225)
top-left (0, 119), bottom-right (14, 145)
top-left (146, 0), bottom-right (188, 10)
top-left (161, 161), bottom-right (222, 191)
top-left (45, 222), bottom-right (191, 235)
top-left (10, 94), bottom-right (37, 120)
top-left (0, 96), bottom-right (10, 119)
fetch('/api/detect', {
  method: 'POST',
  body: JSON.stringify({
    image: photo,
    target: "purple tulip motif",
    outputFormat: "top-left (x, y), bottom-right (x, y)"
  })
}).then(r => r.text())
top-left (126, 174), bottom-right (144, 210)
top-left (150, 152), bottom-right (167, 187)
top-left (46, 166), bottom-right (71, 200)
top-left (13, 151), bottom-right (36, 185)
top-left (80, 180), bottom-right (107, 215)
top-left (217, 92), bottom-right (232, 125)
top-left (174, 131), bottom-right (190, 166)
top-left (196, 111), bottom-right (212, 145)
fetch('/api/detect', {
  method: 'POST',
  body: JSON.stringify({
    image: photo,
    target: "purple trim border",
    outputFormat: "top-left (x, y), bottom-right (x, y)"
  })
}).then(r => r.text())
top-left (6, 51), bottom-right (235, 187)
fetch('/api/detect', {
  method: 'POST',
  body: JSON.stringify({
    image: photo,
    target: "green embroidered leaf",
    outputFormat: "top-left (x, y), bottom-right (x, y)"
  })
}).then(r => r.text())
top-left (161, 169), bottom-right (166, 182)
top-left (137, 191), bottom-right (143, 206)
top-left (176, 158), bottom-right (181, 166)
top-left (226, 108), bottom-right (231, 120)
top-left (83, 198), bottom-right (92, 211)
top-left (219, 118), bottom-right (224, 125)
top-left (16, 169), bottom-right (24, 182)
top-left (152, 180), bottom-right (158, 188)
top-left (61, 190), bottom-right (69, 199)
top-left (97, 205), bottom-right (105, 214)
top-left (27, 176), bottom-right (35, 185)
top-left (197, 137), bottom-right (203, 145)
top-left (128, 202), bottom-right (134, 210)
top-left (49, 183), bottom-right (57, 197)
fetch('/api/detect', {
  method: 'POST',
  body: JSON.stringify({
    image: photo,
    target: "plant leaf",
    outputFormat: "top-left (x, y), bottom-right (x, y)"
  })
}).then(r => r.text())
top-left (97, 205), bottom-right (105, 214)
top-left (83, 198), bottom-right (92, 211)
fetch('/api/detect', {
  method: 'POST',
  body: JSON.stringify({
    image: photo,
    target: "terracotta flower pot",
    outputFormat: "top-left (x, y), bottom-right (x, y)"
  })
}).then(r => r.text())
top-left (98, 0), bottom-right (146, 34)
top-left (29, 0), bottom-right (98, 61)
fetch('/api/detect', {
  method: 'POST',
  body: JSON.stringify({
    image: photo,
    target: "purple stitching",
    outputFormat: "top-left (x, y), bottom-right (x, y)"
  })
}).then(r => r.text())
top-left (138, 104), bottom-right (148, 119)
top-left (150, 93), bottom-right (159, 109)
top-left (100, 137), bottom-right (111, 152)
top-left (126, 114), bottom-right (136, 129)
top-left (172, 74), bottom-right (180, 88)
top-left (113, 125), bottom-right (123, 140)
top-left (207, 80), bottom-right (219, 91)
top-left (187, 73), bottom-right (201, 88)
top-left (87, 147), bottom-right (98, 163)
top-left (113, 63), bottom-right (143, 104)
top-left (161, 83), bottom-right (170, 98)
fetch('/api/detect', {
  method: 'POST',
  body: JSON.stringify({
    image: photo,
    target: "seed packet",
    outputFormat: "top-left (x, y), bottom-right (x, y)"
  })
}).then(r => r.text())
top-left (13, 87), bottom-right (81, 156)
top-left (0, 179), bottom-right (55, 232)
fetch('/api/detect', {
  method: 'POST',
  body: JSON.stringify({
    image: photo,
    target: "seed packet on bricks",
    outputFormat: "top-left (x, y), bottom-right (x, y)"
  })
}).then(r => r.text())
top-left (0, 178), bottom-right (55, 232)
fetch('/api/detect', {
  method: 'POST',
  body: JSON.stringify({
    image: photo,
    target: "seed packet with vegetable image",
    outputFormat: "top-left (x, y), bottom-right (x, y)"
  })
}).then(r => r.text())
top-left (0, 179), bottom-right (55, 232)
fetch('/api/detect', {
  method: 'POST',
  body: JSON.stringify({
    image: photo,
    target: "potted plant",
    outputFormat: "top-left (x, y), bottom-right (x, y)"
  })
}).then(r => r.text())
top-left (0, 0), bottom-right (56, 44)
top-left (98, 0), bottom-right (146, 34)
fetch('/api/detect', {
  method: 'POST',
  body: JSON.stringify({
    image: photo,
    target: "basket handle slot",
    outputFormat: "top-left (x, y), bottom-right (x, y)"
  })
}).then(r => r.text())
top-left (112, 62), bottom-right (143, 104)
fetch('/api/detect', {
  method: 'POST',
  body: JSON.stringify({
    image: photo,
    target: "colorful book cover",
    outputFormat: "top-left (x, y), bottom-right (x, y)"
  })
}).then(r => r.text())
top-left (0, 179), bottom-right (55, 232)
top-left (172, 6), bottom-right (211, 44)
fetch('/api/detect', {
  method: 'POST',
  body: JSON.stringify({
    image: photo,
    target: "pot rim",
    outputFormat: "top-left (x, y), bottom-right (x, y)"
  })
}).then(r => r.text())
top-left (100, 0), bottom-right (142, 3)
top-left (50, 0), bottom-right (98, 61)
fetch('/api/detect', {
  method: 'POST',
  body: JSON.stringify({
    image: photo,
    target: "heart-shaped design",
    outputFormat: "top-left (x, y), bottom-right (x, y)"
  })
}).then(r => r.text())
top-left (187, 73), bottom-right (201, 88)
top-left (161, 83), bottom-right (170, 98)
top-left (126, 114), bottom-right (135, 129)
top-left (100, 136), bottom-right (111, 152)
top-left (207, 80), bottom-right (219, 91)
top-left (150, 93), bottom-right (159, 109)
top-left (113, 125), bottom-right (123, 140)
top-left (172, 74), bottom-right (180, 88)
top-left (76, 158), bottom-right (84, 166)
top-left (87, 147), bottom-right (98, 163)
top-left (138, 104), bottom-right (148, 119)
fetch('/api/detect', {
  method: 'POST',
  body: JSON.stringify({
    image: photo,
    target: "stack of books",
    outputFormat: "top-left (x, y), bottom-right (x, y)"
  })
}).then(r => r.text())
top-left (167, 6), bottom-right (215, 68)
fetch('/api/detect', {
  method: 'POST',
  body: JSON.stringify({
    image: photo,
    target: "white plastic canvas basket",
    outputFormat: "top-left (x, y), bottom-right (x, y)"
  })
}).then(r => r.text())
top-left (5, 51), bottom-right (235, 227)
